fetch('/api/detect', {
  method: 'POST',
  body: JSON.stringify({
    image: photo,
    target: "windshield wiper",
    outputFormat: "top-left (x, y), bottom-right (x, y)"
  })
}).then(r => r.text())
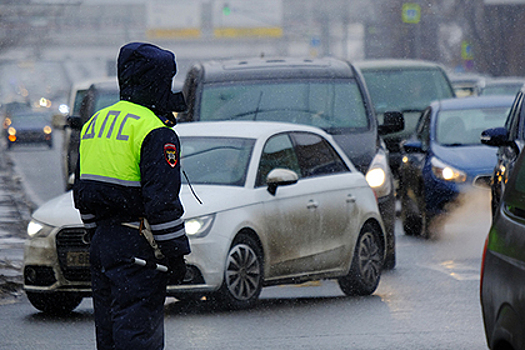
top-left (253, 91), bottom-right (263, 121)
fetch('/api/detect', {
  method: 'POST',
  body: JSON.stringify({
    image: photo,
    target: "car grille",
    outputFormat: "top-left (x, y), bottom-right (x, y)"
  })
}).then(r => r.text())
top-left (473, 175), bottom-right (492, 189)
top-left (56, 228), bottom-right (91, 282)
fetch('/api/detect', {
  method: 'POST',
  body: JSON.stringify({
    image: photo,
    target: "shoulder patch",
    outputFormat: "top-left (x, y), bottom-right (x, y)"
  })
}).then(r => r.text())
top-left (164, 143), bottom-right (178, 168)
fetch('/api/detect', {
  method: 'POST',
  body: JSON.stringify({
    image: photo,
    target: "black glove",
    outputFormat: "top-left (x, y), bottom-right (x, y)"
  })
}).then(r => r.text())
top-left (167, 255), bottom-right (187, 285)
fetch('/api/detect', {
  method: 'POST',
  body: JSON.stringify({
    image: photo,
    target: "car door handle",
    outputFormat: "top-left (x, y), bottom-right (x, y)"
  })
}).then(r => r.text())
top-left (346, 195), bottom-right (356, 203)
top-left (307, 200), bottom-right (319, 209)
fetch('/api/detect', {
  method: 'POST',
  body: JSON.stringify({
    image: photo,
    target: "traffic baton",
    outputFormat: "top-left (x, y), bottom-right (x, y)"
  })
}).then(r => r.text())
top-left (131, 257), bottom-right (168, 273)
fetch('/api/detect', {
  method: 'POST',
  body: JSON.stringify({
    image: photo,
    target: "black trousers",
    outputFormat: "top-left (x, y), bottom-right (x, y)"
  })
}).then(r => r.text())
top-left (90, 224), bottom-right (168, 350)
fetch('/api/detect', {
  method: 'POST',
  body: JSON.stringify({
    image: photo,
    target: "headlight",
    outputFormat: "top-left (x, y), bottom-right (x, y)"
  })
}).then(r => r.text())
top-left (7, 126), bottom-right (16, 136)
top-left (431, 157), bottom-right (466, 182)
top-left (184, 214), bottom-right (215, 238)
top-left (365, 151), bottom-right (392, 198)
top-left (27, 219), bottom-right (55, 238)
top-left (43, 125), bottom-right (52, 134)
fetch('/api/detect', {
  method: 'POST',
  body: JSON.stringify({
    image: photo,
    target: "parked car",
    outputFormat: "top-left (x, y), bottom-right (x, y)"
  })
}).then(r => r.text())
top-left (480, 77), bottom-right (525, 97)
top-left (178, 56), bottom-right (403, 269)
top-left (353, 59), bottom-right (456, 177)
top-left (24, 121), bottom-right (386, 313)
top-left (480, 144), bottom-right (525, 350)
top-left (481, 84), bottom-right (525, 216)
top-left (62, 77), bottom-right (119, 190)
top-left (3, 110), bottom-right (54, 149)
top-left (399, 96), bottom-right (513, 237)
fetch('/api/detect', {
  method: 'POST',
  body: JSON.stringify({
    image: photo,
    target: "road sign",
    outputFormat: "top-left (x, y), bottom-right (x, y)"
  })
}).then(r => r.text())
top-left (461, 41), bottom-right (474, 60)
top-left (402, 3), bottom-right (421, 24)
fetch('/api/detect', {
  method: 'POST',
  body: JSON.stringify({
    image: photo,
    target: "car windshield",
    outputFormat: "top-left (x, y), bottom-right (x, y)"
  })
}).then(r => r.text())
top-left (480, 84), bottom-right (523, 96)
top-left (436, 106), bottom-right (510, 146)
top-left (12, 113), bottom-right (50, 124)
top-left (362, 69), bottom-right (454, 113)
top-left (180, 136), bottom-right (255, 186)
top-left (199, 80), bottom-right (369, 132)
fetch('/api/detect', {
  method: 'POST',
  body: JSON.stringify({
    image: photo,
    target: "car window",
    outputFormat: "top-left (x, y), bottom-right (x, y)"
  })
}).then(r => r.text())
top-left (291, 132), bottom-right (349, 178)
top-left (361, 68), bottom-right (454, 113)
top-left (518, 94), bottom-right (525, 141)
top-left (436, 106), bottom-right (510, 146)
top-left (506, 92), bottom-right (523, 139)
top-left (480, 84), bottom-right (523, 96)
top-left (199, 80), bottom-right (369, 131)
top-left (72, 90), bottom-right (88, 116)
top-left (503, 151), bottom-right (525, 219)
top-left (94, 91), bottom-right (119, 111)
top-left (416, 108), bottom-right (431, 150)
top-left (256, 133), bottom-right (301, 187)
top-left (180, 136), bottom-right (255, 186)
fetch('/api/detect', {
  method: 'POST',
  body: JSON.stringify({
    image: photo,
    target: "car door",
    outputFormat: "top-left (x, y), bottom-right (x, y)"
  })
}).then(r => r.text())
top-left (495, 92), bottom-right (525, 205)
top-left (289, 132), bottom-right (361, 272)
top-left (402, 107), bottom-right (432, 204)
top-left (257, 132), bottom-right (321, 278)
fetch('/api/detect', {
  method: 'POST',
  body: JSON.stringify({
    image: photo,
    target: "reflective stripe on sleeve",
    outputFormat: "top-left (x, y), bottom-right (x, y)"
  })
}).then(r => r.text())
top-left (150, 218), bottom-right (184, 231)
top-left (153, 226), bottom-right (186, 241)
top-left (81, 213), bottom-right (95, 221)
top-left (84, 222), bottom-right (97, 229)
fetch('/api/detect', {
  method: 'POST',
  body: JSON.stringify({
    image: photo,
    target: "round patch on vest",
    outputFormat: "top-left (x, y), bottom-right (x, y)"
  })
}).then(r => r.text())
top-left (164, 143), bottom-right (178, 168)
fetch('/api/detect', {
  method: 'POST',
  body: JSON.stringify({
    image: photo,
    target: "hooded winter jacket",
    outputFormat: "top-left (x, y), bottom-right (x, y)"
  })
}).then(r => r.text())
top-left (73, 42), bottom-right (190, 258)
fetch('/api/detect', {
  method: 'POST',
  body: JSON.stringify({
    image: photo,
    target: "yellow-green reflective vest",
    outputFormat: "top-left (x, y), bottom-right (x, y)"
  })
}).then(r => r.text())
top-left (79, 100), bottom-right (169, 187)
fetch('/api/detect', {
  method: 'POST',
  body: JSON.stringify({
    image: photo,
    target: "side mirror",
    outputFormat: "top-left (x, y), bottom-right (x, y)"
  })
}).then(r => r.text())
top-left (402, 139), bottom-right (423, 154)
top-left (480, 127), bottom-right (511, 147)
top-left (378, 111), bottom-right (404, 135)
top-left (66, 115), bottom-right (83, 130)
top-left (267, 168), bottom-right (299, 195)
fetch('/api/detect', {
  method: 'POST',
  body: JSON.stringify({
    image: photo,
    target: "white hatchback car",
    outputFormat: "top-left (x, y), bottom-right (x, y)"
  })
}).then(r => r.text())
top-left (24, 121), bottom-right (386, 313)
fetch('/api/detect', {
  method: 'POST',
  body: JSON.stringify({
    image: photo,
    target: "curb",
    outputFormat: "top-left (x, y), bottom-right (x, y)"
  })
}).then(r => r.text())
top-left (0, 146), bottom-right (35, 300)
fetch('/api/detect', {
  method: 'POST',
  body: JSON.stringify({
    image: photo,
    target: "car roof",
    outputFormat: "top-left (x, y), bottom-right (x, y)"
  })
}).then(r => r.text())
top-left (175, 120), bottom-right (331, 140)
top-left (353, 59), bottom-right (446, 71)
top-left (71, 76), bottom-right (117, 90)
top-left (431, 95), bottom-right (515, 110)
top-left (192, 57), bottom-right (355, 83)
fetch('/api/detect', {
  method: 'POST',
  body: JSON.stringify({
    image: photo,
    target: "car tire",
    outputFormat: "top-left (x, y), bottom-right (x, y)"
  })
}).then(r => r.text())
top-left (212, 233), bottom-right (263, 310)
top-left (26, 292), bottom-right (83, 314)
top-left (401, 194), bottom-right (420, 236)
top-left (338, 223), bottom-right (383, 296)
top-left (383, 251), bottom-right (396, 270)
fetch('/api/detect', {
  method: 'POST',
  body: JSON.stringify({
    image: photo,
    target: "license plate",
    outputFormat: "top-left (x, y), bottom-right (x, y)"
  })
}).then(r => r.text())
top-left (66, 251), bottom-right (90, 267)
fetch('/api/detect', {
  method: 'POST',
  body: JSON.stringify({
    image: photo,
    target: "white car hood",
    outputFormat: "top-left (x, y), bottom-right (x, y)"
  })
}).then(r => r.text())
top-left (32, 191), bottom-right (82, 227)
top-left (180, 185), bottom-right (252, 219)
top-left (31, 185), bottom-right (252, 228)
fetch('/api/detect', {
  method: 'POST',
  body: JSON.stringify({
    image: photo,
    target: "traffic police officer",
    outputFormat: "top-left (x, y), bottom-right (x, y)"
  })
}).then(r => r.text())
top-left (73, 42), bottom-right (190, 350)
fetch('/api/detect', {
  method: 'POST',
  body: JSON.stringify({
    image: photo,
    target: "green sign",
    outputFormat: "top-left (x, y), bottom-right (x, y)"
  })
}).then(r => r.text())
top-left (461, 41), bottom-right (474, 60)
top-left (402, 3), bottom-right (421, 24)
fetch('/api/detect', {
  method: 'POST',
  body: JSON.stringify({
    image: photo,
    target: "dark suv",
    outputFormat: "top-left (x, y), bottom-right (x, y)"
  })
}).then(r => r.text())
top-left (353, 59), bottom-right (456, 177)
top-left (178, 57), bottom-right (404, 269)
top-left (481, 83), bottom-right (525, 215)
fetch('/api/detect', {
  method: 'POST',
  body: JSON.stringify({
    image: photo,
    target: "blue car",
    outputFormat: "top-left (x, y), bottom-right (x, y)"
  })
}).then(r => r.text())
top-left (399, 96), bottom-right (514, 238)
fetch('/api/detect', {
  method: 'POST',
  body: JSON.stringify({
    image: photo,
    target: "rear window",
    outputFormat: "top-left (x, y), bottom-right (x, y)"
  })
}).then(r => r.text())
top-left (362, 68), bottom-right (454, 113)
top-left (198, 80), bottom-right (369, 132)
